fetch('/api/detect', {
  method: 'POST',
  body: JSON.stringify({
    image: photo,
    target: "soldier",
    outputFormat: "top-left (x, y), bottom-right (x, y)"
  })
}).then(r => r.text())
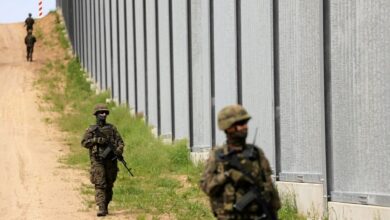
top-left (24, 29), bottom-right (36, 62)
top-left (81, 104), bottom-right (125, 217)
top-left (200, 104), bottom-right (281, 220)
top-left (24, 13), bottom-right (35, 32)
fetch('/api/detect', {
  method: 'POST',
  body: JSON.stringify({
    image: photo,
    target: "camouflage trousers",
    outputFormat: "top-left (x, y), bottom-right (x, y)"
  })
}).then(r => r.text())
top-left (90, 157), bottom-right (118, 207)
top-left (26, 46), bottom-right (34, 60)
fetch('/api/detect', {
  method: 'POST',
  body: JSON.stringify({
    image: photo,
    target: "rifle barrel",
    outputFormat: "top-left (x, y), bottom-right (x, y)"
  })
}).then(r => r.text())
top-left (118, 158), bottom-right (134, 176)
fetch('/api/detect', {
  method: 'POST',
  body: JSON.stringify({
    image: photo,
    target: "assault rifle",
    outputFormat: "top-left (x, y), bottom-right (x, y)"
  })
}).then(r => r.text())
top-left (92, 126), bottom-right (134, 177)
top-left (100, 146), bottom-right (134, 177)
top-left (222, 127), bottom-right (276, 220)
top-left (226, 151), bottom-right (275, 220)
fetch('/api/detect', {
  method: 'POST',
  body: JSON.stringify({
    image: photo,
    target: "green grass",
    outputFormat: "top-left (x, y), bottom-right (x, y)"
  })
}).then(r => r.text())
top-left (278, 192), bottom-right (307, 220)
top-left (35, 26), bottom-right (44, 40)
top-left (35, 11), bottom-right (309, 220)
top-left (54, 12), bottom-right (70, 49)
top-left (35, 25), bottom-right (55, 47)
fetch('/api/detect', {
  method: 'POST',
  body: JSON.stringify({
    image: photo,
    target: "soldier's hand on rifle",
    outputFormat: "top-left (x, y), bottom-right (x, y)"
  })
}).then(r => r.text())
top-left (92, 136), bottom-right (107, 145)
top-left (228, 169), bottom-right (244, 183)
top-left (114, 149), bottom-right (123, 160)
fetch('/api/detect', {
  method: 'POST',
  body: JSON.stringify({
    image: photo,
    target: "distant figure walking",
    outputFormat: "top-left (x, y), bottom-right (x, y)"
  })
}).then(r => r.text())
top-left (24, 13), bottom-right (35, 32)
top-left (24, 30), bottom-right (36, 62)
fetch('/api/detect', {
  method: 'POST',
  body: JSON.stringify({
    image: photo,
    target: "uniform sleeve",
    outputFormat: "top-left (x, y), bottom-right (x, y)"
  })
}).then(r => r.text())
top-left (112, 126), bottom-right (124, 155)
top-left (199, 149), bottom-right (227, 196)
top-left (258, 148), bottom-right (281, 212)
top-left (81, 127), bottom-right (95, 149)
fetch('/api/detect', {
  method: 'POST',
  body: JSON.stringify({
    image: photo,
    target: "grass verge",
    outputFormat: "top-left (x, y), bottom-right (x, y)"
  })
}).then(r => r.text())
top-left (278, 192), bottom-right (307, 220)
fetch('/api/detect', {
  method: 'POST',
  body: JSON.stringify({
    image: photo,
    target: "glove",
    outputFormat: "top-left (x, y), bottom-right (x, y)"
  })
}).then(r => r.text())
top-left (92, 136), bottom-right (107, 145)
top-left (113, 149), bottom-right (122, 160)
top-left (228, 169), bottom-right (244, 183)
top-left (116, 154), bottom-right (124, 161)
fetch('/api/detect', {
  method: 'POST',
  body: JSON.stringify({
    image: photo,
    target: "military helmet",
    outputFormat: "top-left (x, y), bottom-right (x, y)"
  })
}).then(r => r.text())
top-left (217, 104), bottom-right (251, 130)
top-left (29, 13), bottom-right (32, 17)
top-left (93, 103), bottom-right (109, 115)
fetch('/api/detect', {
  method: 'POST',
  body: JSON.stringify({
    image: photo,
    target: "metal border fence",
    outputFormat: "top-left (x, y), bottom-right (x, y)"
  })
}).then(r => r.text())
top-left (57, 0), bottom-right (390, 208)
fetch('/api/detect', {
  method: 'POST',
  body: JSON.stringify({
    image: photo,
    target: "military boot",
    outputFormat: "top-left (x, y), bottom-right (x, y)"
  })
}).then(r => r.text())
top-left (105, 203), bottom-right (109, 215)
top-left (97, 205), bottom-right (107, 217)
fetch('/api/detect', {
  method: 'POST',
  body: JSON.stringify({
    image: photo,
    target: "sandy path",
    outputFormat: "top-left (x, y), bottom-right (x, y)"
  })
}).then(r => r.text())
top-left (0, 23), bottom-right (96, 220)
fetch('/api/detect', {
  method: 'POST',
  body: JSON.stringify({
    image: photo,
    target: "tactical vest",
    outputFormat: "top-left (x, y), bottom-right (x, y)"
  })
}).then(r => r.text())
top-left (213, 144), bottom-right (272, 215)
top-left (90, 124), bottom-right (117, 159)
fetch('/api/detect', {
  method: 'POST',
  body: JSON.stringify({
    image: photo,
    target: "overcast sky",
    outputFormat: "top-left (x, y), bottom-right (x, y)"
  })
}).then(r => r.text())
top-left (0, 0), bottom-right (56, 24)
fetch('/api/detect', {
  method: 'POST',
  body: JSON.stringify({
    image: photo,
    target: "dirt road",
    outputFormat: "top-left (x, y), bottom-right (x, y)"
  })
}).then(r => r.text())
top-left (0, 23), bottom-right (96, 220)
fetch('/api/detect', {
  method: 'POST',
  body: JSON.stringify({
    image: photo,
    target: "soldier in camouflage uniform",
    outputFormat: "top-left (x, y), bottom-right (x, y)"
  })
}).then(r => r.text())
top-left (24, 29), bottom-right (36, 62)
top-left (200, 104), bottom-right (281, 220)
top-left (24, 13), bottom-right (35, 32)
top-left (81, 104), bottom-right (125, 217)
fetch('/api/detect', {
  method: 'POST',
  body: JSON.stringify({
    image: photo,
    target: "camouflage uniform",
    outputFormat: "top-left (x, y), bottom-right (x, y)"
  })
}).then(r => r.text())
top-left (200, 105), bottom-right (281, 220)
top-left (81, 104), bottom-right (124, 216)
top-left (24, 14), bottom-right (35, 31)
top-left (24, 30), bottom-right (36, 62)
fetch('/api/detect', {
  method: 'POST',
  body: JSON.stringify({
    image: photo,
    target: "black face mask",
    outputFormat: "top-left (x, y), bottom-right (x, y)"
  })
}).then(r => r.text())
top-left (96, 113), bottom-right (107, 126)
top-left (226, 129), bottom-right (248, 147)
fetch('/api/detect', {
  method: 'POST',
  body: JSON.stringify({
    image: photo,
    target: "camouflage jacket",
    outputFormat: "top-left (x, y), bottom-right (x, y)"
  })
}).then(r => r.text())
top-left (200, 144), bottom-right (281, 217)
top-left (81, 123), bottom-right (124, 159)
top-left (25, 17), bottom-right (34, 28)
top-left (24, 35), bottom-right (36, 47)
